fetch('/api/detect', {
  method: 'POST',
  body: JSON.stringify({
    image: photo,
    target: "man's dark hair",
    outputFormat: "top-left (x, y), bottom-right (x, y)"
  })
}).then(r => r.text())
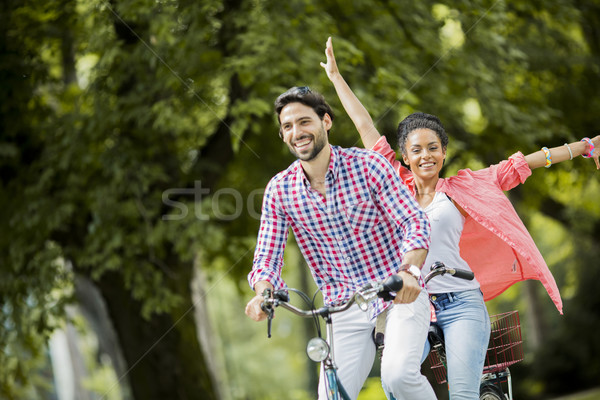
top-left (397, 112), bottom-right (449, 155)
top-left (274, 86), bottom-right (335, 137)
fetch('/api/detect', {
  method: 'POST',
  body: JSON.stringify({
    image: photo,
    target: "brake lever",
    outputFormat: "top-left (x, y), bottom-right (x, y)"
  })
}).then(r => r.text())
top-left (261, 288), bottom-right (274, 338)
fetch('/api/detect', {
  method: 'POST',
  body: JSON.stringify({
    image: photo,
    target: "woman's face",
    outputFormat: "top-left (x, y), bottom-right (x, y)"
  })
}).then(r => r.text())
top-left (402, 128), bottom-right (446, 180)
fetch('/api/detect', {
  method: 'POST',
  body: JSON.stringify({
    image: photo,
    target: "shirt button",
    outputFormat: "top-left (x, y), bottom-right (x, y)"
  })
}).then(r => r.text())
top-left (346, 256), bottom-right (352, 262)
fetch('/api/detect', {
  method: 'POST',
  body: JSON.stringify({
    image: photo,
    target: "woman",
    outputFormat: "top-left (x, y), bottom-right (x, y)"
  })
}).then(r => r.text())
top-left (320, 36), bottom-right (599, 400)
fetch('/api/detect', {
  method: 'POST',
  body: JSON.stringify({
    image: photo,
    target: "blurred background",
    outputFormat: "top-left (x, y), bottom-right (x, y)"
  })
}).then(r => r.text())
top-left (1, 0), bottom-right (599, 399)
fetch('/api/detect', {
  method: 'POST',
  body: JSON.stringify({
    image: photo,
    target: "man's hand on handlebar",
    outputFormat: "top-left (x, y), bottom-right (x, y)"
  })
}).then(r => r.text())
top-left (245, 294), bottom-right (270, 321)
top-left (393, 272), bottom-right (421, 304)
top-left (245, 281), bottom-right (273, 322)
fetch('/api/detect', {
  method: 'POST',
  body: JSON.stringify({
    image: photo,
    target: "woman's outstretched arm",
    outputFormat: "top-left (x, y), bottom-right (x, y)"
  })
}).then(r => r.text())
top-left (320, 37), bottom-right (382, 149)
top-left (524, 136), bottom-right (600, 170)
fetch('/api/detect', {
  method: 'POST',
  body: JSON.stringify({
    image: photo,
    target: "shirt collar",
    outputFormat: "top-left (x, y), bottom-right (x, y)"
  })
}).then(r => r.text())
top-left (327, 145), bottom-right (339, 181)
top-left (296, 144), bottom-right (339, 185)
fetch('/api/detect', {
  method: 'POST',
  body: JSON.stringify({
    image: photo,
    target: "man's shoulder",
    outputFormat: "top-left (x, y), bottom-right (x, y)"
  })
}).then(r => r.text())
top-left (335, 145), bottom-right (391, 168)
top-left (267, 161), bottom-right (301, 188)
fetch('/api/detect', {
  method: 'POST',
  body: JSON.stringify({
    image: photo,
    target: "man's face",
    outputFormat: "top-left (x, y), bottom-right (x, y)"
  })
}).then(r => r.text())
top-left (279, 102), bottom-right (331, 162)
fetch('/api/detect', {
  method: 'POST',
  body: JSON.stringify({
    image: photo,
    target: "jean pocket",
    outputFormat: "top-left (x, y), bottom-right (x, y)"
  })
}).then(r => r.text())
top-left (344, 200), bottom-right (380, 232)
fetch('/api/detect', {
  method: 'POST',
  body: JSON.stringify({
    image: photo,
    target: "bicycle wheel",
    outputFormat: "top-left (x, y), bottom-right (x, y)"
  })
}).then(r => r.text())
top-left (479, 383), bottom-right (504, 400)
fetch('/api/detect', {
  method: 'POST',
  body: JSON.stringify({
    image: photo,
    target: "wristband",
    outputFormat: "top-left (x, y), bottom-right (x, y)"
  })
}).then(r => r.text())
top-left (564, 143), bottom-right (573, 160)
top-left (541, 147), bottom-right (552, 168)
top-left (581, 137), bottom-right (595, 158)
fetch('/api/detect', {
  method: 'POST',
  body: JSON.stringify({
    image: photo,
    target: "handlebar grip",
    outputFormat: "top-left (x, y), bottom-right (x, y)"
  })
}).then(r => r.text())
top-left (377, 275), bottom-right (403, 302)
top-left (452, 268), bottom-right (475, 280)
top-left (383, 274), bottom-right (403, 292)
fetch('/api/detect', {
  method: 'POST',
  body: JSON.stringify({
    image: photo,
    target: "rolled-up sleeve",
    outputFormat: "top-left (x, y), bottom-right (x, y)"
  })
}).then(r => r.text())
top-left (367, 153), bottom-right (431, 256)
top-left (493, 151), bottom-right (532, 191)
top-left (248, 178), bottom-right (290, 291)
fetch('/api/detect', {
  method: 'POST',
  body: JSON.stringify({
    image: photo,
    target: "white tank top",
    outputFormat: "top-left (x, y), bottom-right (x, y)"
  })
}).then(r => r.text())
top-left (422, 192), bottom-right (480, 294)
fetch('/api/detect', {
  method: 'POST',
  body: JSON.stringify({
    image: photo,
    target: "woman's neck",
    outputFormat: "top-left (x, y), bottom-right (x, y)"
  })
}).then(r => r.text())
top-left (413, 175), bottom-right (439, 197)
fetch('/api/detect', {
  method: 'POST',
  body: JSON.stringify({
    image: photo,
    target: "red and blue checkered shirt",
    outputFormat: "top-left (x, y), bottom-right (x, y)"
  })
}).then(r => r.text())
top-left (248, 145), bottom-right (430, 317)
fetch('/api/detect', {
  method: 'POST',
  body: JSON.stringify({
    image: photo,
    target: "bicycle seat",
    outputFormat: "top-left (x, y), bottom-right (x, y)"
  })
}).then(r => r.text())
top-left (427, 323), bottom-right (444, 346)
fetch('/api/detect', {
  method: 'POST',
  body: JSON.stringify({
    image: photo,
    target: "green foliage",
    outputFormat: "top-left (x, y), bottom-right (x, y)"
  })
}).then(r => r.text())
top-left (357, 377), bottom-right (387, 399)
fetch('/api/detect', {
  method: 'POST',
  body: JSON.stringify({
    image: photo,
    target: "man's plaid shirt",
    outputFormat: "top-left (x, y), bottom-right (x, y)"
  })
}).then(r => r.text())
top-left (248, 145), bottom-right (430, 317)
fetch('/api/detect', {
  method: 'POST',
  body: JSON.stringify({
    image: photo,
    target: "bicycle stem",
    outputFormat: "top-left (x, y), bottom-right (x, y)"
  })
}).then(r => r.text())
top-left (324, 316), bottom-right (337, 370)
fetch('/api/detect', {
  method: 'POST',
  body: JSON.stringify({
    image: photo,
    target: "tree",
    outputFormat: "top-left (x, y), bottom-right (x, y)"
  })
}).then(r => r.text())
top-left (1, 1), bottom-right (599, 399)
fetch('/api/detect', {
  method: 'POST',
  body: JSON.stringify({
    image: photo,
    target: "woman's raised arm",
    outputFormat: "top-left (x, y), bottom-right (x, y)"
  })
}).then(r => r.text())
top-left (320, 37), bottom-right (382, 150)
top-left (524, 135), bottom-right (600, 170)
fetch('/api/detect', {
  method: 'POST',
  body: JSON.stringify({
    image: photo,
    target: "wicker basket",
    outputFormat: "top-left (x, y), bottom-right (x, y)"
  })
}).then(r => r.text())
top-left (426, 310), bottom-right (523, 385)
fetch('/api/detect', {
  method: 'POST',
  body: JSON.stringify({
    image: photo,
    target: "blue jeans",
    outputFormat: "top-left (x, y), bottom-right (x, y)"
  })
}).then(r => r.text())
top-left (423, 289), bottom-right (490, 400)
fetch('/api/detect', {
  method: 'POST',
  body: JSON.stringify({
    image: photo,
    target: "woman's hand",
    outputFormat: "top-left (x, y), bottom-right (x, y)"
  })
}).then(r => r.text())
top-left (320, 36), bottom-right (339, 81)
top-left (319, 35), bottom-right (383, 149)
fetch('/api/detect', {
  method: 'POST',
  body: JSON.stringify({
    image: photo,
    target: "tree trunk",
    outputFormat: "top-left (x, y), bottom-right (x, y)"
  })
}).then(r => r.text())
top-left (94, 267), bottom-right (218, 400)
top-left (74, 274), bottom-right (134, 399)
top-left (522, 280), bottom-right (546, 351)
top-left (192, 262), bottom-right (226, 400)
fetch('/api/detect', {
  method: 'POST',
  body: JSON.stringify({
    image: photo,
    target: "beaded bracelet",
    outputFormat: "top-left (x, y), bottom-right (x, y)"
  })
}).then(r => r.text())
top-left (564, 143), bottom-right (573, 160)
top-left (541, 146), bottom-right (552, 168)
top-left (581, 137), bottom-right (595, 158)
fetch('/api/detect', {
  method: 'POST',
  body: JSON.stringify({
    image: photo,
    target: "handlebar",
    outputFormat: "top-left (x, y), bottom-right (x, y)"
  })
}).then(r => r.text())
top-left (260, 262), bottom-right (474, 337)
top-left (260, 275), bottom-right (403, 337)
top-left (261, 273), bottom-right (403, 320)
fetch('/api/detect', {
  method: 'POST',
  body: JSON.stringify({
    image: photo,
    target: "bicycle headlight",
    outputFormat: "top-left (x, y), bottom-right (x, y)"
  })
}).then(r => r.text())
top-left (306, 337), bottom-right (329, 362)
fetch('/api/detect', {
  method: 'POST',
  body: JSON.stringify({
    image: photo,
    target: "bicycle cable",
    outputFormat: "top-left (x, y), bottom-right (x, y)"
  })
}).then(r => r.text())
top-left (287, 287), bottom-right (323, 338)
top-left (309, 279), bottom-right (357, 338)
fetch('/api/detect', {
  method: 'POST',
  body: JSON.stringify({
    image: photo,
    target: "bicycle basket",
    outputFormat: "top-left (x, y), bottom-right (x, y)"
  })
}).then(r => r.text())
top-left (425, 346), bottom-right (448, 385)
top-left (425, 310), bottom-right (523, 385)
top-left (483, 310), bottom-right (523, 374)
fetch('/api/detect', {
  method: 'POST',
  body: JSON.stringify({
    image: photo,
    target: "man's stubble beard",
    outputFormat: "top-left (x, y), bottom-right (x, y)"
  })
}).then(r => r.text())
top-left (288, 126), bottom-right (328, 162)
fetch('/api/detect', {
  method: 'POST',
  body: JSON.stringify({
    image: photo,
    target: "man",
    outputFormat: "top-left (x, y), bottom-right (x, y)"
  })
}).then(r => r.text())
top-left (245, 86), bottom-right (436, 400)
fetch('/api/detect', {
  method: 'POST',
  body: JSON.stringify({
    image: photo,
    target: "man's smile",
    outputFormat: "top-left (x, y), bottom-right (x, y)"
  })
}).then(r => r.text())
top-left (294, 136), bottom-right (313, 150)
